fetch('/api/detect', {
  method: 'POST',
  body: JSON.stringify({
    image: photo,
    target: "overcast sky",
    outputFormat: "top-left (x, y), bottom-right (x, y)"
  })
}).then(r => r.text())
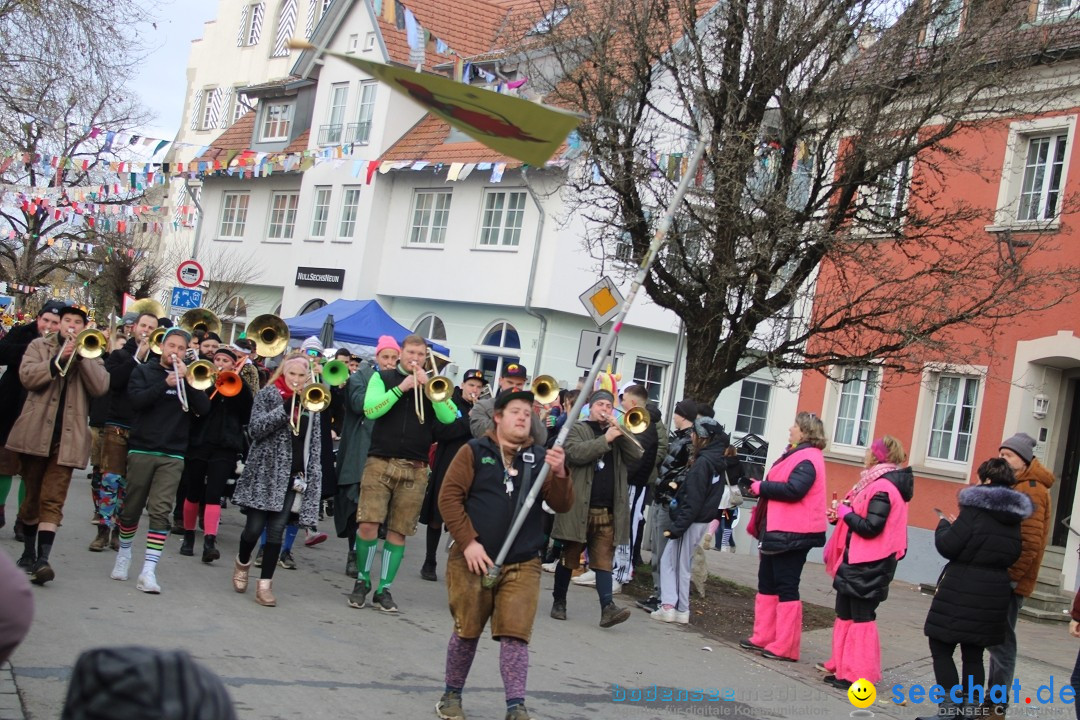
top-left (129, 0), bottom-right (220, 140)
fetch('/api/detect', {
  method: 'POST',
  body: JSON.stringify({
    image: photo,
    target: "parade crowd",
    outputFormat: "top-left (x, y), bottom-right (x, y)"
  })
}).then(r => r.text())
top-left (0, 299), bottom-right (1079, 720)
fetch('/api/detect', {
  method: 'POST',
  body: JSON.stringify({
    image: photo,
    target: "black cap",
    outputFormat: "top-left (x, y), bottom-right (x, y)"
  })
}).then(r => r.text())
top-left (202, 332), bottom-right (222, 343)
top-left (58, 305), bottom-right (88, 322)
top-left (501, 362), bottom-right (527, 379)
top-left (462, 369), bottom-right (486, 384)
top-left (674, 399), bottom-right (699, 421)
top-left (494, 390), bottom-right (534, 411)
top-left (39, 300), bottom-right (66, 317)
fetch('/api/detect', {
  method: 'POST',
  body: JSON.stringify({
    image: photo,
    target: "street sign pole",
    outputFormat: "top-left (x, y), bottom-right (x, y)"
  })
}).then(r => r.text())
top-left (482, 137), bottom-right (710, 589)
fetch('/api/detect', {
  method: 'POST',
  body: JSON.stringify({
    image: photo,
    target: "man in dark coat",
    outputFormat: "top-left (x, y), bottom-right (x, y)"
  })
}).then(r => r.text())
top-left (419, 368), bottom-right (486, 582)
top-left (0, 300), bottom-right (63, 532)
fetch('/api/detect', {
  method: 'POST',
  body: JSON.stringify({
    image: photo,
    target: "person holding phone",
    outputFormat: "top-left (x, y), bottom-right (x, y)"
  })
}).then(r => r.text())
top-left (820, 436), bottom-right (913, 690)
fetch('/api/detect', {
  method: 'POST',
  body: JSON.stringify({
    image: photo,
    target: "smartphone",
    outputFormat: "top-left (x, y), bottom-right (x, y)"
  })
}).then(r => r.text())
top-left (933, 508), bottom-right (949, 520)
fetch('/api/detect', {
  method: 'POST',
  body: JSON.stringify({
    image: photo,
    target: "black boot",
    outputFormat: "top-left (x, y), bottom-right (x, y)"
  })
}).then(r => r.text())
top-left (345, 551), bottom-right (357, 578)
top-left (202, 534), bottom-right (220, 563)
top-left (180, 530), bottom-right (196, 556)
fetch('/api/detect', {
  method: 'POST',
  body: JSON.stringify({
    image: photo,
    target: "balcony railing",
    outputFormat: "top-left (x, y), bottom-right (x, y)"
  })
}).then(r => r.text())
top-left (347, 121), bottom-right (372, 144)
top-left (318, 124), bottom-right (344, 145)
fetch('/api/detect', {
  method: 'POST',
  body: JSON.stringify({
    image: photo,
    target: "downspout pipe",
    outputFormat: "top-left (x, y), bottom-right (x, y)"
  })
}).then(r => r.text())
top-left (184, 178), bottom-right (204, 260)
top-left (665, 319), bottom-right (686, 421)
top-left (521, 167), bottom-right (547, 372)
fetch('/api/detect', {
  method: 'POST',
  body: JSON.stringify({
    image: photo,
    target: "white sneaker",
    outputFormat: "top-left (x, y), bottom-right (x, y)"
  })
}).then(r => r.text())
top-left (674, 609), bottom-right (690, 624)
top-left (651, 606), bottom-right (690, 624)
top-left (541, 560), bottom-right (558, 573)
top-left (612, 581), bottom-right (623, 594)
top-left (572, 569), bottom-right (596, 586)
top-left (137, 570), bottom-right (161, 594)
top-left (110, 553), bottom-right (131, 581)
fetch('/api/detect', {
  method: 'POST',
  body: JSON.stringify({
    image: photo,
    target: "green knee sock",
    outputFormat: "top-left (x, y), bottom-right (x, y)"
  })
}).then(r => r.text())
top-left (0, 475), bottom-right (11, 505)
top-left (377, 541), bottom-right (405, 592)
top-left (355, 536), bottom-right (380, 584)
top-left (17, 479), bottom-right (24, 505)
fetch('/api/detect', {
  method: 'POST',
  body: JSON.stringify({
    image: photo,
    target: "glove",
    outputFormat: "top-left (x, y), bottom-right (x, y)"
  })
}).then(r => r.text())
top-left (749, 481), bottom-right (761, 497)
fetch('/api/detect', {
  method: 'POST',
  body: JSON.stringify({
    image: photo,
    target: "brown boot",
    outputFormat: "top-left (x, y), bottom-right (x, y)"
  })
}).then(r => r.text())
top-left (88, 525), bottom-right (110, 552)
top-left (109, 526), bottom-right (119, 551)
top-left (255, 579), bottom-right (276, 607)
top-left (232, 556), bottom-right (251, 593)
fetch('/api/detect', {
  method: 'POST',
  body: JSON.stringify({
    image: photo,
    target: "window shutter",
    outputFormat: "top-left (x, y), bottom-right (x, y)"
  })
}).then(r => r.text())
top-left (272, 0), bottom-right (298, 57)
top-left (249, 3), bottom-right (265, 45)
top-left (237, 4), bottom-right (250, 46)
top-left (306, 0), bottom-right (318, 37)
top-left (216, 88), bottom-right (232, 129)
top-left (189, 89), bottom-right (203, 131)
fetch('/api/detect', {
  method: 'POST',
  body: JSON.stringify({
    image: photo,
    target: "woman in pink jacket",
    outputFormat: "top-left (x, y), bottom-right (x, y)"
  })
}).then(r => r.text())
top-left (821, 436), bottom-right (913, 690)
top-left (740, 411), bottom-right (827, 662)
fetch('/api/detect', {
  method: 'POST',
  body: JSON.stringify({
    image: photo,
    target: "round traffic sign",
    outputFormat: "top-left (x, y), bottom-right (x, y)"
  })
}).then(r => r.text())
top-left (177, 259), bottom-right (204, 288)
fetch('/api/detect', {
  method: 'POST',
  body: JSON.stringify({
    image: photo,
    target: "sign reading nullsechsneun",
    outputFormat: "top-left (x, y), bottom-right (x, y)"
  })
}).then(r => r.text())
top-left (295, 267), bottom-right (345, 290)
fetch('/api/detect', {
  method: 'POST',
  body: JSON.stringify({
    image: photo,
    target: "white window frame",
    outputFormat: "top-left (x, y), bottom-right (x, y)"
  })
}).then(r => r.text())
top-left (337, 186), bottom-right (361, 240)
top-left (310, 186), bottom-right (332, 239)
top-left (472, 321), bottom-right (522, 385)
top-left (830, 367), bottom-right (880, 450)
top-left (353, 81), bottom-right (377, 144)
top-left (924, 0), bottom-right (964, 42)
top-left (859, 158), bottom-right (911, 233)
top-left (232, 90), bottom-right (252, 124)
top-left (909, 364), bottom-right (987, 477)
top-left (363, 32), bottom-right (377, 51)
top-left (322, 83), bottom-right (348, 145)
top-left (478, 189), bottom-right (527, 248)
top-left (201, 86), bottom-right (218, 130)
top-left (218, 192), bottom-right (250, 239)
top-left (735, 379), bottom-right (772, 437)
top-left (414, 313), bottom-right (448, 342)
top-left (408, 190), bottom-right (452, 246)
top-left (347, 34), bottom-right (359, 53)
top-left (267, 192), bottom-right (299, 241)
top-left (1037, 0), bottom-right (1079, 21)
top-left (245, 2), bottom-right (264, 46)
top-left (632, 358), bottom-right (667, 405)
top-left (260, 102), bottom-right (293, 142)
top-left (991, 115), bottom-right (1076, 230)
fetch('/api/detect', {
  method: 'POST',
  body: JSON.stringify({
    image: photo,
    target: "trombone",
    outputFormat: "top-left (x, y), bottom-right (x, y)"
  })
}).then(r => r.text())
top-left (185, 359), bottom-right (216, 391)
top-left (172, 354), bottom-right (190, 412)
top-left (136, 327), bottom-right (167, 363)
top-left (321, 359), bottom-right (350, 387)
top-left (422, 352), bottom-right (454, 408)
top-left (290, 382), bottom-right (331, 435)
top-left (605, 406), bottom-right (650, 451)
top-left (210, 370), bottom-right (243, 399)
top-left (55, 328), bottom-right (107, 377)
top-left (531, 375), bottom-right (560, 405)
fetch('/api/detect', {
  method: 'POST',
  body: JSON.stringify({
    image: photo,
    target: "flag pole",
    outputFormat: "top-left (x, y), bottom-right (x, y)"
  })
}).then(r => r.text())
top-left (482, 136), bottom-right (709, 587)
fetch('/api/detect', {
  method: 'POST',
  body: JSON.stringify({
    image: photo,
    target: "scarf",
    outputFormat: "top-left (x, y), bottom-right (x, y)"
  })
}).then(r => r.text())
top-left (848, 462), bottom-right (898, 501)
top-left (274, 374), bottom-right (294, 399)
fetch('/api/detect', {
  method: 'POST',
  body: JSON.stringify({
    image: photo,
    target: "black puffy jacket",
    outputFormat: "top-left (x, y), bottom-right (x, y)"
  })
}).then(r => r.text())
top-left (923, 484), bottom-right (1032, 646)
top-left (757, 443), bottom-right (827, 553)
top-left (0, 321), bottom-right (40, 442)
top-left (833, 467), bottom-right (914, 602)
top-left (655, 427), bottom-right (693, 503)
top-left (668, 441), bottom-right (741, 538)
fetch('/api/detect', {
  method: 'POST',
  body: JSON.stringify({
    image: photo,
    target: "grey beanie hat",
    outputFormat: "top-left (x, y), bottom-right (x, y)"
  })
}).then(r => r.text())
top-left (1000, 432), bottom-right (1036, 465)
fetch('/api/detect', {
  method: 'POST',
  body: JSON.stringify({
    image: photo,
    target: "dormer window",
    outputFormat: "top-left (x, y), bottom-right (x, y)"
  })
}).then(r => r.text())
top-left (260, 102), bottom-right (293, 142)
top-left (925, 0), bottom-right (964, 42)
top-left (527, 5), bottom-right (569, 35)
top-left (1038, 0), bottom-right (1079, 20)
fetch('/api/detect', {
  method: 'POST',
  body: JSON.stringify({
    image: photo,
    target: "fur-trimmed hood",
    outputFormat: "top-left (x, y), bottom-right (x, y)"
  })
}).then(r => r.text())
top-left (957, 484), bottom-right (1032, 525)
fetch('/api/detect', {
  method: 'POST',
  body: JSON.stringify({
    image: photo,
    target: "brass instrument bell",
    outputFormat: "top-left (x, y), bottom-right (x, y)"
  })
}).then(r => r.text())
top-left (424, 375), bottom-right (454, 403)
top-left (180, 308), bottom-right (222, 336)
top-left (186, 359), bottom-right (217, 391)
top-left (129, 297), bottom-right (166, 319)
top-left (531, 375), bottom-right (560, 405)
top-left (147, 327), bottom-right (166, 355)
top-left (245, 314), bottom-right (290, 358)
top-left (301, 382), bottom-right (332, 412)
top-left (321, 359), bottom-right (350, 387)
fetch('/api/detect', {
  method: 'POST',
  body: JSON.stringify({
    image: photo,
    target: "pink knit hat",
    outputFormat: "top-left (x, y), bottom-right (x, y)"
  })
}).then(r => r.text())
top-left (375, 335), bottom-right (401, 354)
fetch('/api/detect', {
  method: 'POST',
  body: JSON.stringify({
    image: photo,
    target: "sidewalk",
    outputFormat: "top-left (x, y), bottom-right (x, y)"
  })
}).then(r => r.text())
top-left (700, 545), bottom-right (1080, 714)
top-left (0, 663), bottom-right (24, 720)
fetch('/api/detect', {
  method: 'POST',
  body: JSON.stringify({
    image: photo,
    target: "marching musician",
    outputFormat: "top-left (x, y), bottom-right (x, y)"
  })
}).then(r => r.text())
top-left (233, 338), bottom-right (262, 392)
top-left (109, 328), bottom-right (210, 594)
top-left (469, 363), bottom-right (545, 443)
top-left (178, 347), bottom-right (253, 564)
top-left (348, 334), bottom-right (457, 613)
top-left (0, 300), bottom-right (64, 538)
top-left (335, 335), bottom-right (399, 578)
top-left (198, 332), bottom-right (222, 360)
top-left (435, 390), bottom-right (572, 720)
top-left (419, 368), bottom-right (487, 583)
top-left (550, 388), bottom-right (641, 628)
top-left (230, 353), bottom-right (325, 607)
top-left (7, 305), bottom-right (109, 585)
top-left (89, 310), bottom-right (159, 553)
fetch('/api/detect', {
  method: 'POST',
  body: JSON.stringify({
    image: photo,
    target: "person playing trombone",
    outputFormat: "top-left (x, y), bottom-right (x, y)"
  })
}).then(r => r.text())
top-left (348, 334), bottom-right (457, 613)
top-left (178, 347), bottom-right (253, 563)
top-left (109, 328), bottom-right (210, 594)
top-left (7, 305), bottom-right (109, 585)
top-left (230, 352), bottom-right (325, 607)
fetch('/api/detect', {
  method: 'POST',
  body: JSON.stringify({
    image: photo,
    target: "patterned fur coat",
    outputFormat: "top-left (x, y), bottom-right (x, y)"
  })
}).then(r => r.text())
top-left (233, 385), bottom-right (323, 527)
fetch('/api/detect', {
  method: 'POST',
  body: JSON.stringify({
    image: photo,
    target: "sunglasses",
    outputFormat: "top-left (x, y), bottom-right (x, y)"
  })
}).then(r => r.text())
top-left (305, 349), bottom-right (321, 357)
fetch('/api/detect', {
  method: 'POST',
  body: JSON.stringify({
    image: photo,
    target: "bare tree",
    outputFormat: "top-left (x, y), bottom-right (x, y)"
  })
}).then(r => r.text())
top-left (508, 0), bottom-right (1080, 401)
top-left (158, 243), bottom-right (265, 316)
top-left (0, 0), bottom-right (155, 309)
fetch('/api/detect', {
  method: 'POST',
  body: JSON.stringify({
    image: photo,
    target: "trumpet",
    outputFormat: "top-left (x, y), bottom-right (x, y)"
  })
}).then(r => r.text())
top-left (185, 359), bottom-right (217, 391)
top-left (180, 308), bottom-right (222, 336)
top-left (172, 354), bottom-right (190, 413)
top-left (245, 314), bottom-right (290, 357)
top-left (290, 382), bottom-right (331, 435)
top-left (55, 328), bottom-right (107, 377)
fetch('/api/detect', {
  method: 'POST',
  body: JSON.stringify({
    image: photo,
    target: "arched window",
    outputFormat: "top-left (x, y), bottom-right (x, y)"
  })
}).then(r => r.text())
top-left (414, 313), bottom-right (447, 342)
top-left (475, 321), bottom-right (521, 384)
top-left (220, 296), bottom-right (248, 344)
top-left (299, 298), bottom-right (326, 315)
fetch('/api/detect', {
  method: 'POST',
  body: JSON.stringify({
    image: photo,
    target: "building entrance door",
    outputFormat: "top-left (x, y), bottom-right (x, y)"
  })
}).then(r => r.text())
top-left (1053, 379), bottom-right (1080, 547)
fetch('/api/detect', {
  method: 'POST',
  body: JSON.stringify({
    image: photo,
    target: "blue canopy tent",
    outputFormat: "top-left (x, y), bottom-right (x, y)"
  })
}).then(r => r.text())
top-left (283, 299), bottom-right (449, 356)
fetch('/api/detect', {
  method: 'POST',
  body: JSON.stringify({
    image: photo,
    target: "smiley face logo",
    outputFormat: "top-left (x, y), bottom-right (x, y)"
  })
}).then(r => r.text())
top-left (848, 678), bottom-right (876, 708)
